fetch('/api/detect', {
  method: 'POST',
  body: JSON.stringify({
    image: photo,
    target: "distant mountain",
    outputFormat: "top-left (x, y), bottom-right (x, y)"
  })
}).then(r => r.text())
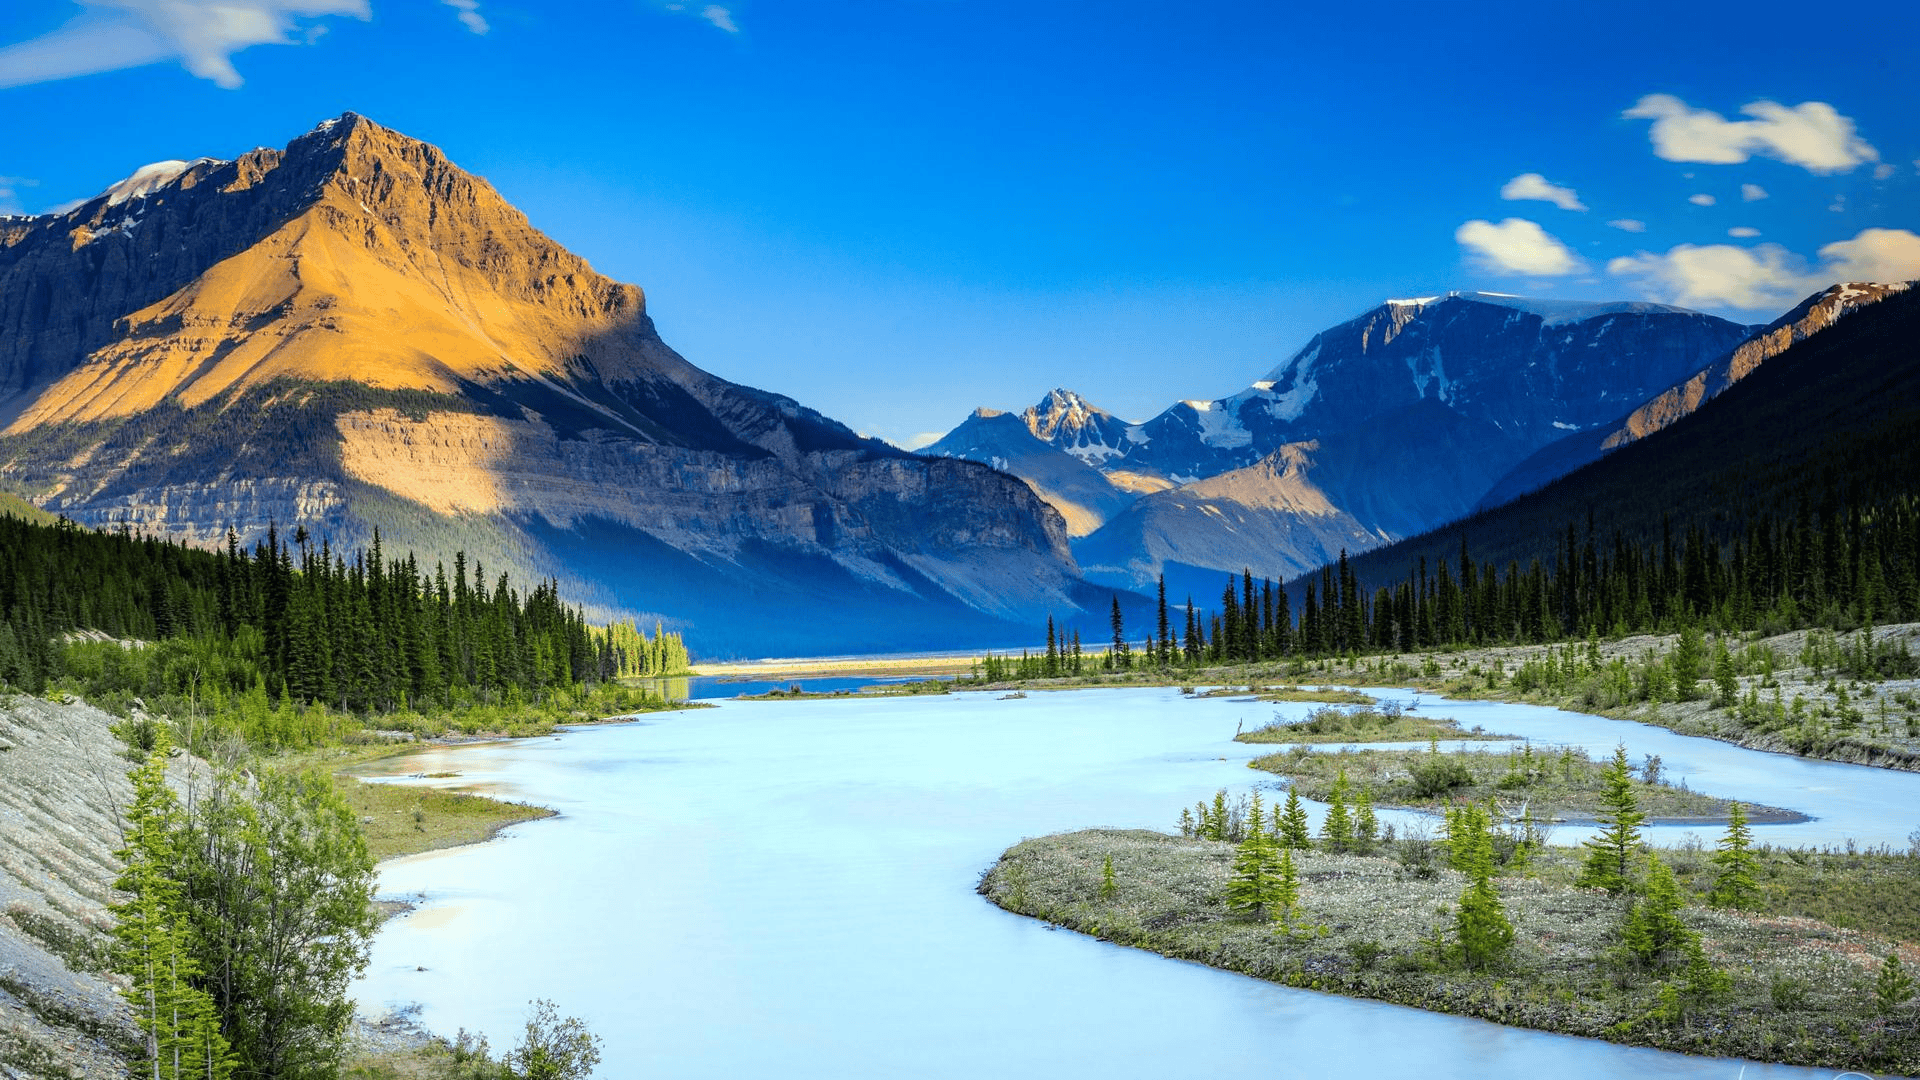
top-left (1336, 282), bottom-right (1920, 594)
top-left (933, 292), bottom-right (1753, 591)
top-left (922, 405), bottom-right (1134, 537)
top-left (1476, 282), bottom-right (1915, 510)
top-left (0, 114), bottom-right (1088, 656)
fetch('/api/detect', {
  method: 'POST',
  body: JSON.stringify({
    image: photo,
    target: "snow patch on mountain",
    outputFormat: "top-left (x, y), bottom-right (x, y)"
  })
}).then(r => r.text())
top-left (1446, 291), bottom-right (1698, 327)
top-left (100, 158), bottom-right (224, 207)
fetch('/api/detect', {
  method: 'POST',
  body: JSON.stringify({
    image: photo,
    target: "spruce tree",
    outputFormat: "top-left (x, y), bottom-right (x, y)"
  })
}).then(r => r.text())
top-left (1706, 801), bottom-right (1760, 909)
top-left (1319, 767), bottom-right (1353, 853)
top-left (112, 736), bottom-right (235, 1080)
top-left (1271, 846), bottom-right (1301, 930)
top-left (1877, 952), bottom-right (1915, 1013)
top-left (1277, 788), bottom-right (1312, 850)
top-left (1225, 824), bottom-right (1279, 918)
top-left (1623, 851), bottom-right (1695, 970)
top-left (1353, 786), bottom-right (1378, 853)
top-left (1577, 744), bottom-right (1645, 894)
top-left (1451, 803), bottom-right (1513, 971)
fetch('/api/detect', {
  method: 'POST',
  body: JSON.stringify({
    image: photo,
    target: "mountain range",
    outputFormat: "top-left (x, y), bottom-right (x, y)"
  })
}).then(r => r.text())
top-left (0, 114), bottom-right (1092, 656)
top-left (928, 292), bottom-right (1759, 598)
top-left (3, 113), bottom-right (1909, 658)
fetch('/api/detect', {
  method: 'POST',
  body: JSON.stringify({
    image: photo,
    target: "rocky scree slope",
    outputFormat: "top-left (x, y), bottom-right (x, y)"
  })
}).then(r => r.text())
top-left (0, 114), bottom-right (1081, 654)
top-left (0, 696), bottom-right (141, 1080)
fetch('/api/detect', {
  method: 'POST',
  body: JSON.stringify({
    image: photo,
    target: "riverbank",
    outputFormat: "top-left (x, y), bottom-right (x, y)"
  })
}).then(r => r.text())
top-left (980, 828), bottom-right (1920, 1076)
top-left (857, 622), bottom-right (1920, 774)
top-left (1247, 743), bottom-right (1802, 824)
top-left (1235, 704), bottom-right (1508, 744)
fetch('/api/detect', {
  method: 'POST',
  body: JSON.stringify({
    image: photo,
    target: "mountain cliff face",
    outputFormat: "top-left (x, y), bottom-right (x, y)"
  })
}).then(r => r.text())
top-left (1476, 282), bottom-right (1916, 510)
top-left (932, 292), bottom-right (1753, 593)
top-left (0, 114), bottom-right (1080, 655)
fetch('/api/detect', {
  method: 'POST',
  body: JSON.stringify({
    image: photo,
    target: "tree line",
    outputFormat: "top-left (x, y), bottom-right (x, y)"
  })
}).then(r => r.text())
top-left (1012, 500), bottom-right (1920, 673)
top-left (0, 513), bottom-right (690, 711)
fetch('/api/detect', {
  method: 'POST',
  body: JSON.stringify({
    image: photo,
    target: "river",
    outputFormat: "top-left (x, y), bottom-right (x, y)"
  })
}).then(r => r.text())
top-left (352, 685), bottom-right (1920, 1078)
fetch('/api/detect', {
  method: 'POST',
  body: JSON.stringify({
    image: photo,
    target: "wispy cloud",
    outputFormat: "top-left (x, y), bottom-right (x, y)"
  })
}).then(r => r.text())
top-left (0, 175), bottom-right (36, 215)
top-left (1688, 193), bottom-right (1716, 206)
top-left (1499, 173), bottom-right (1586, 211)
top-left (1622, 94), bottom-right (1879, 174)
top-left (0, 0), bottom-right (370, 90)
top-left (1873, 163), bottom-right (1895, 180)
top-left (660, 2), bottom-right (740, 33)
top-left (1741, 183), bottom-right (1768, 202)
top-left (1728, 227), bottom-right (1761, 238)
top-left (1455, 218), bottom-right (1585, 276)
top-left (1608, 227), bottom-right (1920, 310)
top-left (1607, 219), bottom-right (1646, 233)
top-left (442, 0), bottom-right (487, 34)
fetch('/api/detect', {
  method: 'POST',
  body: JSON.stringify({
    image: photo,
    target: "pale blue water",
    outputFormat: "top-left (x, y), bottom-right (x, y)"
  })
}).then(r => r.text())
top-left (353, 686), bottom-right (1919, 1079)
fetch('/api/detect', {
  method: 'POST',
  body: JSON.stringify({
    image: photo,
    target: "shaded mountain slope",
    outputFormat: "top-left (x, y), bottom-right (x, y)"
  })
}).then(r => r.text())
top-left (1477, 282), bottom-right (1914, 510)
top-left (1337, 284), bottom-right (1920, 591)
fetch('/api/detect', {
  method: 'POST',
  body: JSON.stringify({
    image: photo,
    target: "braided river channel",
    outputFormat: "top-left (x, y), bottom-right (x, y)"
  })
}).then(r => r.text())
top-left (352, 684), bottom-right (1920, 1078)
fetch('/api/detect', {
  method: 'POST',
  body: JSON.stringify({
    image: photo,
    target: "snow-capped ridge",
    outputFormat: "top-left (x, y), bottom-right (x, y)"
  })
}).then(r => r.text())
top-left (100, 158), bottom-right (225, 207)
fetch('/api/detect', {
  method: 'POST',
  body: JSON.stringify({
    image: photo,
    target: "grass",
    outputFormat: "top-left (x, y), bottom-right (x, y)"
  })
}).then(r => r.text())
top-left (1201, 685), bottom-right (1375, 704)
top-left (981, 828), bottom-right (1920, 1075)
top-left (735, 678), bottom-right (952, 700)
top-left (1236, 704), bottom-right (1510, 744)
top-left (332, 773), bottom-right (553, 864)
top-left (1247, 743), bottom-right (1768, 822)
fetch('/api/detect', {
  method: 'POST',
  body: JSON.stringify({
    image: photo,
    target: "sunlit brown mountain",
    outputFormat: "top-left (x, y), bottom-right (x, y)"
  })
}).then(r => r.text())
top-left (0, 113), bottom-right (1092, 655)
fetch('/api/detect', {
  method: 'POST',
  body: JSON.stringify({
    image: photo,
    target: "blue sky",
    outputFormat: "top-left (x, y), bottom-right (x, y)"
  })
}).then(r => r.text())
top-left (2, 1), bottom-right (1917, 447)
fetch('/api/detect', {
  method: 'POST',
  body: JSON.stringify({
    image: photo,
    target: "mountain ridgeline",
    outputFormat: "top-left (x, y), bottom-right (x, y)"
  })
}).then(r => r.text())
top-left (1057, 282), bottom-right (1920, 669)
top-left (0, 113), bottom-right (1087, 657)
top-left (927, 293), bottom-right (1756, 600)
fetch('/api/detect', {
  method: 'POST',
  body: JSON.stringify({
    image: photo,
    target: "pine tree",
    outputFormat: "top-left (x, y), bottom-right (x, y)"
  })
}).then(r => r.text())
top-left (1577, 744), bottom-right (1645, 894)
top-left (1354, 786), bottom-right (1378, 853)
top-left (1877, 952), bottom-right (1915, 1013)
top-left (1623, 851), bottom-right (1695, 970)
top-left (1451, 802), bottom-right (1513, 971)
top-left (112, 736), bottom-right (235, 1080)
top-left (1705, 801), bottom-right (1759, 909)
top-left (1319, 767), bottom-right (1353, 853)
top-left (1712, 636), bottom-right (1738, 708)
top-left (1100, 855), bottom-right (1118, 900)
top-left (1271, 845), bottom-right (1300, 930)
top-left (1225, 825), bottom-right (1279, 918)
top-left (1277, 788), bottom-right (1312, 850)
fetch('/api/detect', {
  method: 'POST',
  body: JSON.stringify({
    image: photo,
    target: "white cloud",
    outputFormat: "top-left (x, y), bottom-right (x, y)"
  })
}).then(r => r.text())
top-left (442, 0), bottom-right (487, 34)
top-left (1728, 227), bottom-right (1761, 238)
top-left (1689, 193), bottom-right (1716, 206)
top-left (1622, 93), bottom-right (1879, 174)
top-left (1873, 163), bottom-right (1896, 181)
top-left (1741, 183), bottom-right (1768, 202)
top-left (0, 175), bottom-right (36, 215)
top-left (1499, 172), bottom-right (1586, 211)
top-left (897, 431), bottom-right (944, 451)
top-left (1608, 227), bottom-right (1920, 309)
top-left (1608, 244), bottom-right (1811, 309)
top-left (1607, 218), bottom-right (1647, 233)
top-left (1818, 228), bottom-right (1920, 283)
top-left (1829, 194), bottom-right (1847, 213)
top-left (1455, 217), bottom-right (1585, 276)
top-left (0, 0), bottom-right (370, 89)
top-left (662, 2), bottom-right (738, 32)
